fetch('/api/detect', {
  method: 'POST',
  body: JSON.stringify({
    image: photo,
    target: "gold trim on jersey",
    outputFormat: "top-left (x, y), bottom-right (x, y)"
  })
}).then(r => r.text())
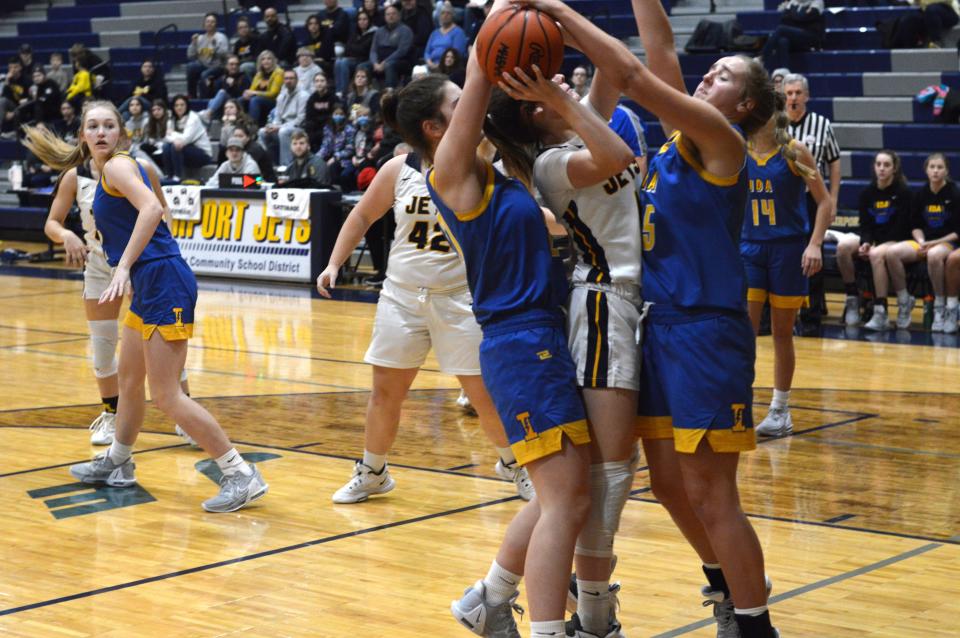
top-left (428, 161), bottom-right (494, 222)
top-left (673, 132), bottom-right (741, 187)
top-left (636, 415), bottom-right (674, 440)
top-left (124, 310), bottom-right (194, 341)
top-left (511, 419), bottom-right (590, 465)
top-left (434, 211), bottom-right (465, 260)
top-left (748, 146), bottom-right (780, 167)
top-left (99, 152), bottom-right (140, 198)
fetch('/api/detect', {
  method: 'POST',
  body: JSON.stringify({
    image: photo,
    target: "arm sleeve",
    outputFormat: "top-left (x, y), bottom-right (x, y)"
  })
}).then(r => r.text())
top-left (206, 162), bottom-right (226, 186)
top-left (822, 120), bottom-right (840, 163)
top-left (215, 33), bottom-right (230, 64)
top-left (187, 38), bottom-right (199, 60)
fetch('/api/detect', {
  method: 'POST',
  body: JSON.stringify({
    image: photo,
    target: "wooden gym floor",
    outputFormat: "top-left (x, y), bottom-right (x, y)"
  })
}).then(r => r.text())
top-left (0, 266), bottom-right (958, 637)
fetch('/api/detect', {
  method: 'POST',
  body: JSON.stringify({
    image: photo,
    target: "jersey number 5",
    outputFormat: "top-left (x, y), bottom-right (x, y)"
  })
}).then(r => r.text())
top-left (642, 204), bottom-right (656, 251)
top-left (408, 221), bottom-right (450, 253)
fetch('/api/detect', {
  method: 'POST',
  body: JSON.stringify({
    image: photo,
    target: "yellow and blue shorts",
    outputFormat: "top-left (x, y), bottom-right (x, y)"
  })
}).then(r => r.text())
top-left (480, 312), bottom-right (589, 466)
top-left (908, 239), bottom-right (959, 252)
top-left (741, 239), bottom-right (808, 310)
top-left (636, 306), bottom-right (756, 453)
top-left (124, 256), bottom-right (197, 341)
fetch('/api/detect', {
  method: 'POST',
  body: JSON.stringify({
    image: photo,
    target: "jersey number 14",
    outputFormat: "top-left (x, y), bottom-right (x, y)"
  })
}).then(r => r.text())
top-left (751, 198), bottom-right (777, 226)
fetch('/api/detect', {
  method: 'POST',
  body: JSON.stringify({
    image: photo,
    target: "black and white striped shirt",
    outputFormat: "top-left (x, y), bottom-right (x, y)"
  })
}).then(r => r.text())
top-left (788, 110), bottom-right (840, 182)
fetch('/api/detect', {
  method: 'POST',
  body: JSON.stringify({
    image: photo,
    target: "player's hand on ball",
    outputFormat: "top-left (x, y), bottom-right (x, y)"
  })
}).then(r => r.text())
top-left (499, 65), bottom-right (565, 104)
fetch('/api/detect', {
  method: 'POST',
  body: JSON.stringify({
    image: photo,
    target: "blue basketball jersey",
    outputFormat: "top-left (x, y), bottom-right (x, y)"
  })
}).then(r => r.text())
top-left (426, 161), bottom-right (568, 327)
top-left (640, 131), bottom-right (749, 312)
top-left (93, 153), bottom-right (181, 267)
top-left (742, 142), bottom-right (809, 241)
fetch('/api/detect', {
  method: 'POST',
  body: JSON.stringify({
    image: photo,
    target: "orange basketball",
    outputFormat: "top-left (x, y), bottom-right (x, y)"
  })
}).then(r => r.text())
top-left (475, 6), bottom-right (564, 85)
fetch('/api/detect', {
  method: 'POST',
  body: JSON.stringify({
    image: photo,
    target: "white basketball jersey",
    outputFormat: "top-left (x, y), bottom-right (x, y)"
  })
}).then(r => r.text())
top-left (386, 154), bottom-right (467, 290)
top-left (76, 163), bottom-right (103, 256)
top-left (534, 135), bottom-right (643, 285)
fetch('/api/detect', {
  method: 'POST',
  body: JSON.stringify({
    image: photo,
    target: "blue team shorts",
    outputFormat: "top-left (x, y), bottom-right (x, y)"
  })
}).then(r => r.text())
top-left (636, 306), bottom-right (756, 453)
top-left (740, 238), bottom-right (808, 310)
top-left (480, 313), bottom-right (589, 465)
top-left (124, 256), bottom-right (198, 341)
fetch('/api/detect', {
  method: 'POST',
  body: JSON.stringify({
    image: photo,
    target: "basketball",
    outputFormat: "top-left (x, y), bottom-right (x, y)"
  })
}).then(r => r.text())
top-left (475, 6), bottom-right (564, 85)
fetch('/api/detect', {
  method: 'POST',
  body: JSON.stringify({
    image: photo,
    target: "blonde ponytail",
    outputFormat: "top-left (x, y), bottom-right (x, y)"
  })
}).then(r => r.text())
top-left (772, 94), bottom-right (816, 179)
top-left (21, 100), bottom-right (128, 173)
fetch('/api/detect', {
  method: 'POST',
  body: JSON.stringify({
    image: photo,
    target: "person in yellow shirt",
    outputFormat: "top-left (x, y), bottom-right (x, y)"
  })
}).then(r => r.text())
top-left (242, 50), bottom-right (282, 126)
top-left (65, 59), bottom-right (92, 109)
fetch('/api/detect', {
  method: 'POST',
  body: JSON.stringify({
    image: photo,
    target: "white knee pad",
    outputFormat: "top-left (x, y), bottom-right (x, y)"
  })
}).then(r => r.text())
top-left (88, 319), bottom-right (119, 378)
top-left (575, 458), bottom-right (637, 559)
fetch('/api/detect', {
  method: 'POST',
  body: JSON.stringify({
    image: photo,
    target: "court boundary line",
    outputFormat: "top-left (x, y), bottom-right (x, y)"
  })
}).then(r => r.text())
top-left (795, 436), bottom-right (960, 460)
top-left (0, 337), bottom-right (89, 349)
top-left (0, 494), bottom-right (520, 618)
top-left (652, 542), bottom-right (944, 637)
top-left (0, 442), bottom-right (190, 478)
top-left (0, 289), bottom-right (80, 300)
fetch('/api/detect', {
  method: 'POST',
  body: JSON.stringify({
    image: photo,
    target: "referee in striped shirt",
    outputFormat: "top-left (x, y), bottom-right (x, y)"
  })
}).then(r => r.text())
top-left (785, 72), bottom-right (840, 329)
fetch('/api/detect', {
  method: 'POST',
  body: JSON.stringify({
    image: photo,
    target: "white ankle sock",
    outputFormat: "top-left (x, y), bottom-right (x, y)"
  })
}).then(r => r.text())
top-left (949, 296), bottom-right (959, 310)
top-left (530, 620), bottom-right (566, 637)
top-left (771, 389), bottom-right (790, 410)
top-left (108, 440), bottom-right (133, 465)
top-left (735, 604), bottom-right (769, 616)
top-left (934, 295), bottom-right (945, 308)
top-left (576, 579), bottom-right (610, 635)
top-left (482, 560), bottom-right (521, 605)
top-left (215, 448), bottom-right (251, 476)
top-left (896, 289), bottom-right (910, 304)
top-left (496, 446), bottom-right (516, 465)
top-left (362, 449), bottom-right (386, 472)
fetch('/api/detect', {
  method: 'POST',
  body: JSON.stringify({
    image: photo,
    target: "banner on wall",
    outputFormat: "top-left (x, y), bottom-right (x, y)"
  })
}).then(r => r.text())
top-left (162, 185), bottom-right (202, 221)
top-left (169, 190), bottom-right (313, 282)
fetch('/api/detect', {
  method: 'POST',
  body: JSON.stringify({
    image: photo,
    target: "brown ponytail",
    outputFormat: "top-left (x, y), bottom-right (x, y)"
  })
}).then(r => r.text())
top-left (771, 92), bottom-right (816, 179)
top-left (482, 88), bottom-right (537, 190)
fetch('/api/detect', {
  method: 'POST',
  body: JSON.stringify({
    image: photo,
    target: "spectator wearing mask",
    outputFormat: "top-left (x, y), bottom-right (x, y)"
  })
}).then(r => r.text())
top-left (207, 136), bottom-right (261, 186)
top-left (202, 55), bottom-right (251, 121)
top-left (399, 0), bottom-right (433, 54)
top-left (318, 103), bottom-right (354, 187)
top-left (370, 3), bottom-right (414, 88)
top-left (318, 0), bottom-right (352, 75)
top-left (336, 10), bottom-right (378, 95)
top-left (233, 124), bottom-right (277, 182)
top-left (232, 17), bottom-right (261, 79)
top-left (294, 48), bottom-right (322, 94)
top-left (120, 59), bottom-right (167, 117)
top-left (258, 68), bottom-right (307, 166)
top-left (187, 13), bottom-right (230, 98)
top-left (304, 73), bottom-right (336, 150)
top-left (244, 49), bottom-right (284, 126)
top-left (424, 3), bottom-right (468, 71)
top-left (342, 104), bottom-right (376, 190)
top-left (45, 53), bottom-right (72, 93)
top-left (281, 130), bottom-right (331, 186)
top-left (759, 0), bottom-right (825, 72)
top-left (161, 94), bottom-right (213, 180)
top-left (259, 6), bottom-right (297, 67)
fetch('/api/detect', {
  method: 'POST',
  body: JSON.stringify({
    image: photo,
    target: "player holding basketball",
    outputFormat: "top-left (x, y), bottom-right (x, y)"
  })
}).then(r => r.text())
top-left (490, 65), bottom-right (641, 636)
top-left (315, 78), bottom-right (535, 504)
top-left (43, 155), bottom-right (195, 446)
top-left (24, 101), bottom-right (267, 513)
top-left (743, 94), bottom-right (834, 437)
top-left (519, 0), bottom-right (780, 635)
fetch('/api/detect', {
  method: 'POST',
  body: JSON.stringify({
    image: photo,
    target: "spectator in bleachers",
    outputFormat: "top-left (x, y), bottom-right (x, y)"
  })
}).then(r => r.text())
top-left (64, 57), bottom-right (92, 110)
top-left (771, 67), bottom-right (790, 93)
top-left (51, 100), bottom-right (79, 144)
top-left (318, 0), bottom-right (352, 75)
top-left (280, 129), bottom-right (331, 186)
top-left (759, 0), bottom-right (825, 72)
top-left (140, 99), bottom-right (170, 159)
top-left (345, 66), bottom-right (380, 117)
top-left (944, 240), bottom-right (960, 333)
top-left (466, 0), bottom-right (494, 45)
top-left (45, 53), bottom-right (71, 94)
top-left (0, 58), bottom-right (28, 135)
top-left (784, 72), bottom-right (840, 329)
top-left (206, 136), bottom-right (261, 186)
top-left (304, 15), bottom-right (326, 62)
top-left (318, 103), bottom-right (354, 187)
top-left (258, 68), bottom-right (307, 166)
top-left (24, 146), bottom-right (56, 187)
top-left (187, 13), bottom-right (230, 99)
top-left (858, 150), bottom-right (914, 331)
top-left (216, 99), bottom-right (255, 163)
top-left (232, 124), bottom-right (277, 182)
top-left (22, 67), bottom-right (62, 126)
top-left (884, 153), bottom-right (959, 331)
top-left (232, 17), bottom-right (261, 79)
top-left (244, 50), bottom-right (284, 126)
top-left (201, 55), bottom-right (250, 121)
top-left (259, 6), bottom-right (298, 68)
top-left (125, 97), bottom-right (162, 176)
top-left (294, 48), bottom-right (322, 95)
top-left (570, 65), bottom-right (590, 98)
top-left (435, 47), bottom-right (465, 86)
top-left (68, 43), bottom-right (108, 84)
top-left (304, 72), bottom-right (337, 151)
top-left (424, 3), bottom-right (468, 71)
top-left (433, 0), bottom-right (467, 28)
top-left (120, 59), bottom-right (167, 118)
top-left (399, 0), bottom-right (434, 55)
top-left (341, 104), bottom-right (376, 190)
top-left (370, 4), bottom-right (414, 89)
top-left (335, 10), bottom-right (378, 96)
top-left (363, 0), bottom-right (386, 27)
top-left (17, 44), bottom-right (36, 79)
top-left (917, 0), bottom-right (959, 47)
top-left (161, 94), bottom-right (213, 181)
